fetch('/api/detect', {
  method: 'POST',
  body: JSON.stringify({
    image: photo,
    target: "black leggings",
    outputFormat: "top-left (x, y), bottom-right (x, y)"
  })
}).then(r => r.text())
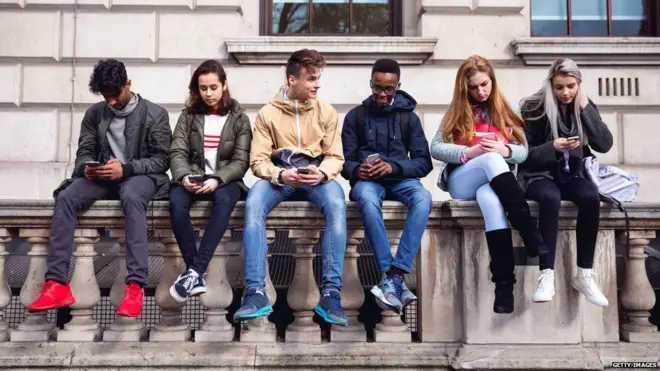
top-left (525, 177), bottom-right (600, 270)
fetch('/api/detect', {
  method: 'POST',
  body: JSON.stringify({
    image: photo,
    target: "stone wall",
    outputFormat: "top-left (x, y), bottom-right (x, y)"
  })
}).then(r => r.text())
top-left (1, 0), bottom-right (659, 201)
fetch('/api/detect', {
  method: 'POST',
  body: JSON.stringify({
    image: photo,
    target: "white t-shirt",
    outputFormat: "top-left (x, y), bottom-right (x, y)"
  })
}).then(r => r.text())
top-left (203, 114), bottom-right (228, 174)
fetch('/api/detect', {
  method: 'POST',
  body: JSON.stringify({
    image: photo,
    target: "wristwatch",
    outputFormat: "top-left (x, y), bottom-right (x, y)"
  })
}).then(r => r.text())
top-left (277, 170), bottom-right (284, 185)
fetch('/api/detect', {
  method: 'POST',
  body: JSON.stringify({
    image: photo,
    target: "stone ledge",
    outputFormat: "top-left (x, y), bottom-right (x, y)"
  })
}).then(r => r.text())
top-left (0, 342), bottom-right (657, 369)
top-left (0, 200), bottom-right (653, 230)
top-left (511, 37), bottom-right (660, 66)
top-left (224, 36), bottom-right (438, 65)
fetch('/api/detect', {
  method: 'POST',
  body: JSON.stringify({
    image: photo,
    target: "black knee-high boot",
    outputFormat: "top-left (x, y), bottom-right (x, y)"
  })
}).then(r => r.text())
top-left (489, 172), bottom-right (549, 258)
top-left (486, 228), bottom-right (515, 314)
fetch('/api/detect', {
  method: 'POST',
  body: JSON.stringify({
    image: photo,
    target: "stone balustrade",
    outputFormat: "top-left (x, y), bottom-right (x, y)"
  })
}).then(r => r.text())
top-left (0, 200), bottom-right (658, 369)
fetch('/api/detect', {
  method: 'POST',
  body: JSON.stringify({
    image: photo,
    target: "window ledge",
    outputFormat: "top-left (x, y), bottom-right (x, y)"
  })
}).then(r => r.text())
top-left (511, 37), bottom-right (660, 66)
top-left (225, 36), bottom-right (438, 65)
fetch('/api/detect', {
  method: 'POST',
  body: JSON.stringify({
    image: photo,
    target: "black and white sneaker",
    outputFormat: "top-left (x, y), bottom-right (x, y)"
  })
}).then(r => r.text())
top-left (169, 269), bottom-right (199, 303)
top-left (189, 275), bottom-right (207, 296)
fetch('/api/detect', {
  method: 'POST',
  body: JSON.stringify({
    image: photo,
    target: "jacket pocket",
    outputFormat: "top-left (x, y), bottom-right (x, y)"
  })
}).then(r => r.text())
top-left (217, 140), bottom-right (234, 159)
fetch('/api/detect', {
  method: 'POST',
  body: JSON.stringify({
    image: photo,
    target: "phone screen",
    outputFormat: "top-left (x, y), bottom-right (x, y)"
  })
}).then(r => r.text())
top-left (85, 161), bottom-right (101, 167)
top-left (297, 168), bottom-right (311, 174)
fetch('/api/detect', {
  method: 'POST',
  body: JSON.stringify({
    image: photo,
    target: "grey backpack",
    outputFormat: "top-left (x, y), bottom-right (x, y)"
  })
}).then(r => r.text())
top-left (583, 156), bottom-right (639, 204)
top-left (583, 156), bottom-right (639, 249)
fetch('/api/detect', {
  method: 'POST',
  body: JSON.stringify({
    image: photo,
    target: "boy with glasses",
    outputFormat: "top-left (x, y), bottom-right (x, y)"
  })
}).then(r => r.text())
top-left (341, 58), bottom-right (433, 314)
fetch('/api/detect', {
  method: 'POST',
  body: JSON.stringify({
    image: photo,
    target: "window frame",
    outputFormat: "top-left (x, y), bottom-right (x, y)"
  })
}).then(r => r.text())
top-left (530, 0), bottom-right (660, 37)
top-left (260, 0), bottom-right (403, 37)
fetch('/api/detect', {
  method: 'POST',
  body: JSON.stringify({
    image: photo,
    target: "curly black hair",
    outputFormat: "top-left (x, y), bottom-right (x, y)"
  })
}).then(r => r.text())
top-left (372, 58), bottom-right (401, 79)
top-left (186, 60), bottom-right (232, 115)
top-left (89, 59), bottom-right (128, 95)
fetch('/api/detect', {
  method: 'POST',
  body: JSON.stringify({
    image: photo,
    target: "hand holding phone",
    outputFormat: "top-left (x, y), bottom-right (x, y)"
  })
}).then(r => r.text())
top-left (365, 153), bottom-right (380, 164)
top-left (188, 175), bottom-right (204, 184)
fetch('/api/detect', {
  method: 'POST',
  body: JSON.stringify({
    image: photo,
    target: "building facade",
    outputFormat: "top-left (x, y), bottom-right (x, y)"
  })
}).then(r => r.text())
top-left (1, 0), bottom-right (659, 201)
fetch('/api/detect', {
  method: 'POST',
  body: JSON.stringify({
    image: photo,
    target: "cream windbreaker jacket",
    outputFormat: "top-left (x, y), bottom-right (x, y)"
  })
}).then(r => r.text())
top-left (250, 87), bottom-right (345, 185)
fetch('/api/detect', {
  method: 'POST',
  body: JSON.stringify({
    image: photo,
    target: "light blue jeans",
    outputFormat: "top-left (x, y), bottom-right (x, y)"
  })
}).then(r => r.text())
top-left (350, 179), bottom-right (432, 273)
top-left (447, 153), bottom-right (510, 232)
top-left (243, 179), bottom-right (347, 295)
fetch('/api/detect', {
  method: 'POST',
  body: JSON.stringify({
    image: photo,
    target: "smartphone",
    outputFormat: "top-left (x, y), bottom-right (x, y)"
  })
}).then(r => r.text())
top-left (188, 175), bottom-right (204, 184)
top-left (297, 168), bottom-right (311, 175)
top-left (366, 153), bottom-right (380, 164)
top-left (85, 161), bottom-right (101, 167)
top-left (566, 136), bottom-right (580, 141)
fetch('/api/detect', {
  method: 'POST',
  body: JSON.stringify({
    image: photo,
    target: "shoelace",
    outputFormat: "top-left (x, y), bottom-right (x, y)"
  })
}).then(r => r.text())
top-left (389, 276), bottom-right (404, 297)
top-left (36, 282), bottom-right (57, 294)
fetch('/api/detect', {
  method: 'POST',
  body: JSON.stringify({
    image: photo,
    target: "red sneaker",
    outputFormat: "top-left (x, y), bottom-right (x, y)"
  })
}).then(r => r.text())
top-left (28, 281), bottom-right (75, 312)
top-left (117, 282), bottom-right (143, 317)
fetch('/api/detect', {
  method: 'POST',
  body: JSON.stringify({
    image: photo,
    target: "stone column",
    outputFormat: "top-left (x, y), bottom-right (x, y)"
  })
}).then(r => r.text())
top-left (58, 229), bottom-right (101, 341)
top-left (104, 230), bottom-right (144, 341)
top-left (332, 229), bottom-right (366, 342)
top-left (241, 229), bottom-right (277, 342)
top-left (196, 230), bottom-right (234, 342)
top-left (286, 229), bottom-right (321, 343)
top-left (374, 229), bottom-right (411, 343)
top-left (0, 229), bottom-right (11, 342)
top-left (11, 229), bottom-right (56, 342)
top-left (150, 230), bottom-right (190, 341)
top-left (620, 230), bottom-right (660, 342)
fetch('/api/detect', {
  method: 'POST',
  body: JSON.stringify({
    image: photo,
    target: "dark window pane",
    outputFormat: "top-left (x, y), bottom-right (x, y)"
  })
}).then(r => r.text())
top-left (312, 0), bottom-right (350, 34)
top-left (531, 0), bottom-right (568, 36)
top-left (272, 0), bottom-right (310, 34)
top-left (571, 0), bottom-right (608, 36)
top-left (611, 0), bottom-right (648, 36)
top-left (352, 0), bottom-right (390, 35)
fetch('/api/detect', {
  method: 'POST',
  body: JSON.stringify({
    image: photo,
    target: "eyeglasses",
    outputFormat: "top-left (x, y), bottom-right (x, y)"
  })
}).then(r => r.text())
top-left (370, 80), bottom-right (400, 95)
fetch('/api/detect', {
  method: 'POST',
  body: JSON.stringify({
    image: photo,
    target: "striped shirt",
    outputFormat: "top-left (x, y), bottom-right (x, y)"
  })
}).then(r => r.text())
top-left (203, 113), bottom-right (228, 174)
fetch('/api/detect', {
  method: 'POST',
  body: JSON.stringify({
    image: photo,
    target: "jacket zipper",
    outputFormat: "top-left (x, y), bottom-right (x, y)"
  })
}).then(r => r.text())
top-left (295, 100), bottom-right (301, 149)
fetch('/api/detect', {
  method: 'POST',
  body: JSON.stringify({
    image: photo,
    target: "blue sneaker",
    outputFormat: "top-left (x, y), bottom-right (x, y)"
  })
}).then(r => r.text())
top-left (233, 288), bottom-right (273, 322)
top-left (314, 291), bottom-right (348, 327)
top-left (370, 275), bottom-right (404, 314)
top-left (400, 279), bottom-right (417, 308)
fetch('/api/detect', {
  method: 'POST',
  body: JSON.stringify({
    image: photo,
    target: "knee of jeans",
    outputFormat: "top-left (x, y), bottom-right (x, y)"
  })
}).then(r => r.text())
top-left (476, 186), bottom-right (504, 212)
top-left (120, 190), bottom-right (147, 209)
top-left (324, 197), bottom-right (347, 223)
top-left (168, 196), bottom-right (190, 216)
top-left (411, 189), bottom-right (433, 212)
top-left (245, 199), bottom-right (269, 225)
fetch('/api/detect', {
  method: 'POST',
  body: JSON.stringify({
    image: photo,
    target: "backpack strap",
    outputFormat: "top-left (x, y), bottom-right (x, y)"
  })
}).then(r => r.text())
top-left (355, 105), bottom-right (367, 146)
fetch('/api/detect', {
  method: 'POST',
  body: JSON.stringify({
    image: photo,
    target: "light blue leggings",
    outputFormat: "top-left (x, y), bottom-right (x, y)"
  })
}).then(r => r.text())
top-left (447, 152), bottom-right (511, 232)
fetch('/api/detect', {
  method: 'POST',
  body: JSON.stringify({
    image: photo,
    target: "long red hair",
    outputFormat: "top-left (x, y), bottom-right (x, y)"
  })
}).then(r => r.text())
top-left (442, 55), bottom-right (525, 144)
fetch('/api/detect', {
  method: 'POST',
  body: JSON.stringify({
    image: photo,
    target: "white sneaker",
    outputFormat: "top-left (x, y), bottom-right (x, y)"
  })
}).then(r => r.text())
top-left (532, 269), bottom-right (555, 302)
top-left (572, 268), bottom-right (609, 307)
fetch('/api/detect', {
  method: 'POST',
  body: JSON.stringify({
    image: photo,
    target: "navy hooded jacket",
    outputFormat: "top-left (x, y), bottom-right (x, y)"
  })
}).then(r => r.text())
top-left (341, 90), bottom-right (432, 186)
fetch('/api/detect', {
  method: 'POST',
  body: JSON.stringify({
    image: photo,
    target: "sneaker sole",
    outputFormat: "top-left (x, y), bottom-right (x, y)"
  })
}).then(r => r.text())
top-left (314, 305), bottom-right (347, 327)
top-left (189, 287), bottom-right (207, 296)
top-left (370, 286), bottom-right (402, 314)
top-left (169, 285), bottom-right (188, 304)
top-left (233, 305), bottom-right (273, 322)
top-left (28, 298), bottom-right (75, 313)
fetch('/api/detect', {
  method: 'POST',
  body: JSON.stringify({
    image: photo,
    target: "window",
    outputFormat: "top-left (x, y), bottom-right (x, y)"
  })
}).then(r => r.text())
top-left (262, 0), bottom-right (402, 36)
top-left (531, 0), bottom-right (660, 37)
